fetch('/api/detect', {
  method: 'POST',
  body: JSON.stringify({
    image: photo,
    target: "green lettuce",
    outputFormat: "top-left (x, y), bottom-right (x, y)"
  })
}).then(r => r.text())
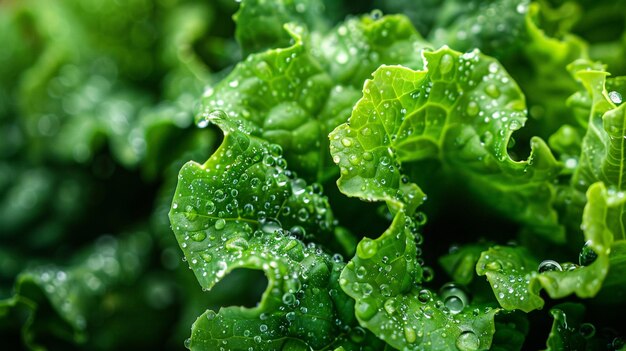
top-left (3, 0), bottom-right (626, 350)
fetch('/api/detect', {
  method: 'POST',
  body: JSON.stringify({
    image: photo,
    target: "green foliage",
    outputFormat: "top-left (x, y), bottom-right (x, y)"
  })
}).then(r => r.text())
top-left (3, 0), bottom-right (626, 350)
top-left (329, 47), bottom-right (562, 238)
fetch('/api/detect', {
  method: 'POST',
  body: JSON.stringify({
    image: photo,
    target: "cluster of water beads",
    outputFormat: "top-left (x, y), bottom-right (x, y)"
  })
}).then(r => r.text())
top-left (537, 240), bottom-right (599, 273)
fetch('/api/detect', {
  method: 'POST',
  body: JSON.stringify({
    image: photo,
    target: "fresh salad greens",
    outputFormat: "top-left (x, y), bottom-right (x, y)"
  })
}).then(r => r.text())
top-left (2, 0), bottom-right (626, 350)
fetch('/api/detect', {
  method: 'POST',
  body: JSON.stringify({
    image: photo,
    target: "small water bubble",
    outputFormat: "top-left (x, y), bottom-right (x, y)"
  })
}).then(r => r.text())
top-left (440, 282), bottom-right (469, 314)
top-left (444, 296), bottom-right (464, 314)
top-left (422, 266), bottom-right (434, 282)
top-left (282, 292), bottom-right (296, 305)
top-left (579, 323), bottom-right (595, 339)
top-left (609, 91), bottom-right (622, 104)
top-left (456, 331), bottom-right (480, 351)
top-left (485, 84), bottom-right (500, 98)
top-left (579, 240), bottom-right (598, 266)
top-left (466, 101), bottom-right (479, 117)
top-left (439, 54), bottom-right (454, 75)
top-left (538, 260), bottom-right (562, 273)
top-left (370, 9), bottom-right (383, 20)
top-left (260, 218), bottom-right (281, 234)
top-left (357, 238), bottom-right (378, 259)
top-left (214, 219), bottom-right (226, 230)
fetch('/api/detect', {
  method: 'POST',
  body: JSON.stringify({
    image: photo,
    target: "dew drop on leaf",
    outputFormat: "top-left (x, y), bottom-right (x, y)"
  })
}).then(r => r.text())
top-left (579, 323), bottom-right (595, 339)
top-left (579, 240), bottom-right (598, 266)
top-left (214, 219), bottom-right (226, 230)
top-left (456, 331), bottom-right (480, 351)
top-left (538, 260), bottom-right (562, 273)
top-left (370, 9), bottom-right (383, 20)
top-left (440, 54), bottom-right (454, 75)
top-left (404, 326), bottom-right (417, 343)
top-left (190, 232), bottom-right (206, 242)
top-left (485, 84), bottom-right (500, 98)
top-left (609, 91), bottom-right (622, 104)
top-left (355, 301), bottom-right (377, 321)
top-left (356, 238), bottom-right (378, 259)
top-left (466, 101), bottom-right (479, 117)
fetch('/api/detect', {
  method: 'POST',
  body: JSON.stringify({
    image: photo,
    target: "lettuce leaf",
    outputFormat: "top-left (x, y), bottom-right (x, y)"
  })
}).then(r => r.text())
top-left (200, 14), bottom-right (428, 182)
top-left (169, 112), bottom-right (381, 350)
top-left (341, 211), bottom-right (499, 350)
top-left (329, 46), bottom-right (562, 238)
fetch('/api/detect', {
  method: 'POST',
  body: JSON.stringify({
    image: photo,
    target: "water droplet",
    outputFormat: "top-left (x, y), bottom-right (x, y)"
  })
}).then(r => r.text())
top-left (206, 201), bottom-right (216, 214)
top-left (370, 9), bottom-right (383, 20)
top-left (466, 101), bottom-right (479, 117)
top-left (440, 282), bottom-right (469, 314)
top-left (291, 178), bottom-right (306, 195)
top-left (456, 331), bottom-right (480, 351)
top-left (282, 292), bottom-right (296, 305)
top-left (404, 326), bottom-right (417, 343)
top-left (362, 283), bottom-right (373, 296)
top-left (418, 289), bottom-right (431, 303)
top-left (422, 266), bottom-right (434, 282)
top-left (415, 212), bottom-right (427, 225)
top-left (579, 240), bottom-right (598, 266)
top-left (355, 301), bottom-right (377, 321)
top-left (197, 118), bottom-right (209, 128)
top-left (488, 62), bottom-right (499, 74)
top-left (260, 218), bottom-right (281, 234)
top-left (439, 54), bottom-right (454, 75)
top-left (356, 265), bottom-right (367, 279)
top-left (485, 84), bottom-right (500, 98)
top-left (485, 261), bottom-right (502, 271)
top-left (538, 260), bottom-right (562, 273)
top-left (226, 237), bottom-right (249, 251)
top-left (444, 296), bottom-right (464, 314)
top-left (609, 91), bottom-right (622, 104)
top-left (383, 298), bottom-right (396, 314)
top-left (191, 232), bottom-right (207, 242)
top-left (214, 219), bottom-right (226, 230)
top-left (579, 323), bottom-right (595, 339)
top-left (357, 238), bottom-right (378, 259)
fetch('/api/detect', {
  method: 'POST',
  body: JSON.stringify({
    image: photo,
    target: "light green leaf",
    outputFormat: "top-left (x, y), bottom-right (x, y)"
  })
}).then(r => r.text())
top-left (477, 181), bottom-right (617, 312)
top-left (475, 246), bottom-right (545, 312)
top-left (200, 14), bottom-right (428, 182)
top-left (313, 13), bottom-right (427, 88)
top-left (341, 211), bottom-right (499, 350)
top-left (329, 46), bottom-right (562, 238)
top-left (573, 70), bottom-right (626, 191)
top-left (234, 0), bottom-right (326, 54)
top-left (169, 113), bottom-right (381, 350)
